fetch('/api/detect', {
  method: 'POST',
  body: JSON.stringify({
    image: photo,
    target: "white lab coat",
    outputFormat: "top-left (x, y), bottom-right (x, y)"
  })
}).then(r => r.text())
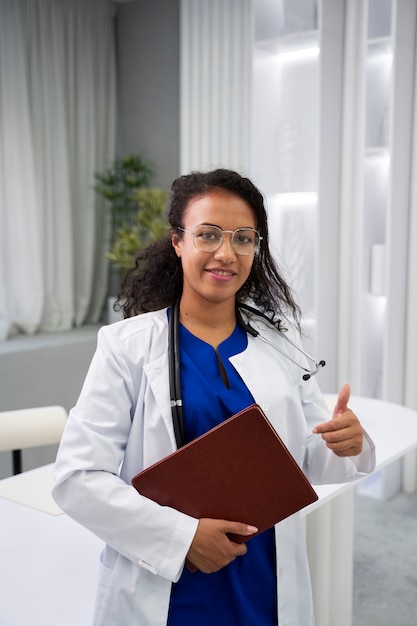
top-left (52, 308), bottom-right (375, 626)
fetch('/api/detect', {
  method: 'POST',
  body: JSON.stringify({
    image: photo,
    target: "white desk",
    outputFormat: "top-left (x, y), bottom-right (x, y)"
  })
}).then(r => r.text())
top-left (304, 395), bottom-right (417, 626)
top-left (0, 466), bottom-right (102, 626)
top-left (0, 396), bottom-right (416, 626)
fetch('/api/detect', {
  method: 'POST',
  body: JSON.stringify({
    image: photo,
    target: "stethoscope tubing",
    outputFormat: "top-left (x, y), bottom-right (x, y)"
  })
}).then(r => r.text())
top-left (169, 300), bottom-right (185, 447)
top-left (252, 332), bottom-right (325, 380)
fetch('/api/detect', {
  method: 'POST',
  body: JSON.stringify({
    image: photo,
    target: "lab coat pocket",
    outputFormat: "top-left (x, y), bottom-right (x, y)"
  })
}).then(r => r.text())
top-left (93, 549), bottom-right (171, 626)
top-left (93, 552), bottom-right (116, 626)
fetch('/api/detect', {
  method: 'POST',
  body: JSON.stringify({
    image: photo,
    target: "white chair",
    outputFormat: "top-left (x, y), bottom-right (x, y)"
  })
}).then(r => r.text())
top-left (0, 406), bottom-right (67, 474)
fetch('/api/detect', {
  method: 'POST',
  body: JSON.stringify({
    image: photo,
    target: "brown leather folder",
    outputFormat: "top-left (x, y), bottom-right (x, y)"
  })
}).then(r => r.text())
top-left (132, 404), bottom-right (318, 543)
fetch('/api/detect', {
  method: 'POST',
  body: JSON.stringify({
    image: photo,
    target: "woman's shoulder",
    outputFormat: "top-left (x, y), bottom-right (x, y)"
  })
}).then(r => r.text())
top-left (98, 308), bottom-right (169, 343)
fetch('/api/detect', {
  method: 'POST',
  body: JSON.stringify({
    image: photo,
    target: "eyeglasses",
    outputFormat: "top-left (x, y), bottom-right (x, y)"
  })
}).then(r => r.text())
top-left (177, 225), bottom-right (262, 256)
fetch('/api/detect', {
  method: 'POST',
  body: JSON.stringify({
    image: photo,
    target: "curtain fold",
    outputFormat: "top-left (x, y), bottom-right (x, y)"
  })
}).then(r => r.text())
top-left (180, 0), bottom-right (252, 174)
top-left (0, 0), bottom-right (116, 338)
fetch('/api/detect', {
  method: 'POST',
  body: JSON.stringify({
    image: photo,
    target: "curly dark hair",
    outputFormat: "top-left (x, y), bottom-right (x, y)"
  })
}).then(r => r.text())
top-left (115, 168), bottom-right (301, 328)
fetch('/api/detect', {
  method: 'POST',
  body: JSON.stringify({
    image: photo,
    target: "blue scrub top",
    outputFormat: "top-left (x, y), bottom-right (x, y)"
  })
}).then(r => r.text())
top-left (167, 318), bottom-right (278, 626)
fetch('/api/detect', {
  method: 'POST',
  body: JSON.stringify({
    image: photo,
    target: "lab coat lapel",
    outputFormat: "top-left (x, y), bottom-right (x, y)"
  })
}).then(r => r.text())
top-left (143, 349), bottom-right (178, 452)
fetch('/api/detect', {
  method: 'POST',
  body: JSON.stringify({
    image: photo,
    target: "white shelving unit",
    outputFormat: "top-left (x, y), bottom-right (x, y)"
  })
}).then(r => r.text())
top-left (345, 0), bottom-right (417, 407)
top-left (346, 0), bottom-right (417, 499)
top-left (251, 0), bottom-right (345, 392)
top-left (252, 0), bottom-right (416, 498)
top-left (252, 33), bottom-right (319, 322)
top-left (251, 1), bottom-right (319, 349)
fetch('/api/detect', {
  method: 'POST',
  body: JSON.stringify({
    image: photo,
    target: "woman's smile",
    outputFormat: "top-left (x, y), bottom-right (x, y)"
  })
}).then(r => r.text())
top-left (206, 267), bottom-right (237, 280)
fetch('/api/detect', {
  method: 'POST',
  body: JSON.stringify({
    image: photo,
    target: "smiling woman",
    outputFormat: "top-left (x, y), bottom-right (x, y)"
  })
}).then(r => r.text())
top-left (117, 169), bottom-right (300, 323)
top-left (52, 168), bottom-right (375, 626)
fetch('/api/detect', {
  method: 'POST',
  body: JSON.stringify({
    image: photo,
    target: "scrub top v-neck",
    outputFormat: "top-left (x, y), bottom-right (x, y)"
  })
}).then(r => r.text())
top-left (167, 318), bottom-right (278, 626)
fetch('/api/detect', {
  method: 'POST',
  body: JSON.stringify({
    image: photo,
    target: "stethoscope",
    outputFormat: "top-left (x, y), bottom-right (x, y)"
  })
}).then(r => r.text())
top-left (168, 300), bottom-right (325, 448)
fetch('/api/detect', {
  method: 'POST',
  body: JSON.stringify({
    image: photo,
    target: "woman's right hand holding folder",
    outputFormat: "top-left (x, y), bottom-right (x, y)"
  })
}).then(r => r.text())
top-left (186, 519), bottom-right (259, 573)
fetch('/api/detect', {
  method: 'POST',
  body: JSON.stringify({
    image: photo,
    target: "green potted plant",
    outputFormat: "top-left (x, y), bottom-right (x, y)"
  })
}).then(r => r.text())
top-left (107, 187), bottom-right (170, 270)
top-left (93, 154), bottom-right (170, 322)
top-left (93, 153), bottom-right (154, 246)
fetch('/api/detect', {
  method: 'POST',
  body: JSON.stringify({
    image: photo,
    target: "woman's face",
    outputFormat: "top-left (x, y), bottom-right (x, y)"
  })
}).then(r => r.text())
top-left (172, 189), bottom-right (257, 307)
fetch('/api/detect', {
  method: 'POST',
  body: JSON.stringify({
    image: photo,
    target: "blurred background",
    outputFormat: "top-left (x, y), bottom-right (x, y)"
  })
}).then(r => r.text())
top-left (0, 0), bottom-right (416, 493)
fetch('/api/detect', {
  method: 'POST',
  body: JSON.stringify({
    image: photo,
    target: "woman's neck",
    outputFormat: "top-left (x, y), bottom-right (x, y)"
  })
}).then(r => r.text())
top-left (178, 298), bottom-right (236, 347)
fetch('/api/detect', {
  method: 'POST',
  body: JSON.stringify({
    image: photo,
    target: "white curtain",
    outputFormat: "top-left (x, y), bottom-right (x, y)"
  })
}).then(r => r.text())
top-left (0, 0), bottom-right (116, 339)
top-left (180, 0), bottom-right (252, 174)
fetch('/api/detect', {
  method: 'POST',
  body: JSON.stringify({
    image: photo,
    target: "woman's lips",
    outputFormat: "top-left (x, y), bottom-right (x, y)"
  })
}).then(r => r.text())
top-left (206, 268), bottom-right (236, 280)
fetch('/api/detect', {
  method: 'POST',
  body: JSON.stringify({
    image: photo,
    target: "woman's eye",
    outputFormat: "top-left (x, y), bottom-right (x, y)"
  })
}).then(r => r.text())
top-left (236, 234), bottom-right (251, 244)
top-left (199, 231), bottom-right (220, 241)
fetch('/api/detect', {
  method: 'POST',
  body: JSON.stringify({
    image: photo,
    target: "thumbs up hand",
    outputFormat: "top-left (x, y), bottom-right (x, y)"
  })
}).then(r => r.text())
top-left (312, 384), bottom-right (363, 457)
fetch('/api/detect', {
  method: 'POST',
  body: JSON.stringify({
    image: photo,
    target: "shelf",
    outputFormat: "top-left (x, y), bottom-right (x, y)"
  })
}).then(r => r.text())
top-left (367, 37), bottom-right (392, 55)
top-left (364, 147), bottom-right (390, 159)
top-left (254, 30), bottom-right (319, 58)
top-left (254, 0), bottom-right (318, 45)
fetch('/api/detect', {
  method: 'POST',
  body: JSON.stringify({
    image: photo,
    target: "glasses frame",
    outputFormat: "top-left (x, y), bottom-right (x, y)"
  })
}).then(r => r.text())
top-left (177, 225), bottom-right (262, 256)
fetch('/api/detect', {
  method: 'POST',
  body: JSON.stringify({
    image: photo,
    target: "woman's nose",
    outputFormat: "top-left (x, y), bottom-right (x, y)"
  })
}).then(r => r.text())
top-left (213, 234), bottom-right (237, 261)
